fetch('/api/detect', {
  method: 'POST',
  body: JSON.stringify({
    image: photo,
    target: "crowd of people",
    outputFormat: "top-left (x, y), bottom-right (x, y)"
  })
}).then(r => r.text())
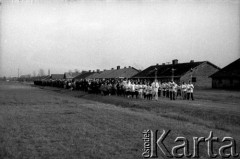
top-left (34, 78), bottom-right (195, 101)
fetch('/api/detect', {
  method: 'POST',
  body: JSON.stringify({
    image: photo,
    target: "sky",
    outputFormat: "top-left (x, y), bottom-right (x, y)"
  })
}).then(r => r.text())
top-left (0, 0), bottom-right (239, 77)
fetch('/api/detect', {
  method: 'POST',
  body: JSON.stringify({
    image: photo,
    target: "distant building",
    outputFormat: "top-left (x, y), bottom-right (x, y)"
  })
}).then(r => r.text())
top-left (86, 66), bottom-right (139, 79)
top-left (17, 74), bottom-right (32, 82)
top-left (73, 72), bottom-right (95, 80)
top-left (20, 74), bottom-right (31, 78)
top-left (210, 58), bottom-right (240, 89)
top-left (51, 74), bottom-right (64, 80)
top-left (64, 72), bottom-right (81, 80)
top-left (132, 59), bottom-right (220, 88)
top-left (39, 75), bottom-right (51, 81)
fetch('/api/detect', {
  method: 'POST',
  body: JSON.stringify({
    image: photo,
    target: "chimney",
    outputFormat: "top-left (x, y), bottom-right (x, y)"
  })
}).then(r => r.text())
top-left (124, 66), bottom-right (127, 69)
top-left (128, 66), bottom-right (131, 68)
top-left (162, 63), bottom-right (165, 65)
top-left (172, 59), bottom-right (178, 65)
top-left (89, 70), bottom-right (91, 72)
top-left (96, 69), bottom-right (100, 73)
top-left (111, 68), bottom-right (114, 70)
top-left (93, 70), bottom-right (95, 73)
top-left (190, 60), bottom-right (194, 63)
top-left (103, 69), bottom-right (106, 71)
top-left (117, 66), bottom-right (120, 70)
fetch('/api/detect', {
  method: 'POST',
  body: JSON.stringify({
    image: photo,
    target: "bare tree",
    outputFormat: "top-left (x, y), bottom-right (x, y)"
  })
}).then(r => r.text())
top-left (38, 69), bottom-right (45, 76)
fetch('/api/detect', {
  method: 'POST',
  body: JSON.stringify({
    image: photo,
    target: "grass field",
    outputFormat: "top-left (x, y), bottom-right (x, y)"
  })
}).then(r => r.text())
top-left (0, 81), bottom-right (239, 159)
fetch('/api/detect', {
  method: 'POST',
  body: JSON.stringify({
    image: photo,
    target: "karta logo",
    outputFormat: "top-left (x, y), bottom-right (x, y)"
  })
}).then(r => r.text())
top-left (142, 130), bottom-right (239, 158)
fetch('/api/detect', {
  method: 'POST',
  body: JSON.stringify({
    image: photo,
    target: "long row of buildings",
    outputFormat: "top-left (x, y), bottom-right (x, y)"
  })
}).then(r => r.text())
top-left (38, 58), bottom-right (239, 89)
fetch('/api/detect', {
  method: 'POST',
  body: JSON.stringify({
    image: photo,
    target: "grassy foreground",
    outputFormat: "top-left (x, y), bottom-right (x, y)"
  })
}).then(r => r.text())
top-left (0, 81), bottom-right (239, 159)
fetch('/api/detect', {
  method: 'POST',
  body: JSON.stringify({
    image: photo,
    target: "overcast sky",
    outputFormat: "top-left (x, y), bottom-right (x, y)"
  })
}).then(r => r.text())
top-left (0, 0), bottom-right (239, 77)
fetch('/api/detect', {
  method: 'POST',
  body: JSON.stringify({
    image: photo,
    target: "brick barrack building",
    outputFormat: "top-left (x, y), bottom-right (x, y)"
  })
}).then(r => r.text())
top-left (210, 58), bottom-right (240, 89)
top-left (132, 59), bottom-right (220, 88)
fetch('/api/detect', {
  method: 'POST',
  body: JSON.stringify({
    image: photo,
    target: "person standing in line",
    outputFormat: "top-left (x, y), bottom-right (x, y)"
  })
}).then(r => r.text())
top-left (143, 82), bottom-right (147, 99)
top-left (172, 81), bottom-right (177, 100)
top-left (138, 82), bottom-right (143, 99)
top-left (166, 81), bottom-right (170, 98)
top-left (176, 83), bottom-right (181, 99)
top-left (169, 81), bottom-right (173, 100)
top-left (148, 83), bottom-right (153, 100)
top-left (126, 80), bottom-right (132, 98)
top-left (152, 80), bottom-right (160, 100)
top-left (162, 82), bottom-right (166, 97)
top-left (187, 81), bottom-right (194, 100)
top-left (68, 80), bottom-right (72, 90)
top-left (158, 81), bottom-right (162, 98)
top-left (131, 82), bottom-right (136, 98)
top-left (134, 82), bottom-right (139, 99)
top-left (186, 82), bottom-right (190, 100)
top-left (145, 83), bottom-right (150, 100)
top-left (181, 82), bottom-right (187, 100)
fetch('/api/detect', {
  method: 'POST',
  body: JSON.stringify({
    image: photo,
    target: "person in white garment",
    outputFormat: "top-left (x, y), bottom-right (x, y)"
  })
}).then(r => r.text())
top-left (187, 81), bottom-right (194, 100)
top-left (130, 82), bottom-right (136, 98)
top-left (181, 82), bottom-right (187, 100)
top-left (162, 82), bottom-right (166, 97)
top-left (169, 81), bottom-right (173, 100)
top-left (172, 81), bottom-right (177, 100)
top-left (152, 80), bottom-right (160, 100)
top-left (138, 82), bottom-right (143, 99)
top-left (158, 82), bottom-right (162, 98)
top-left (126, 80), bottom-right (132, 98)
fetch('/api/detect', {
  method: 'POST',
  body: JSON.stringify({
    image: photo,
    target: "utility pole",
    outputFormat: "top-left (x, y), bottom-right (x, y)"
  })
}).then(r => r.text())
top-left (18, 68), bottom-right (19, 78)
top-left (190, 68), bottom-right (193, 83)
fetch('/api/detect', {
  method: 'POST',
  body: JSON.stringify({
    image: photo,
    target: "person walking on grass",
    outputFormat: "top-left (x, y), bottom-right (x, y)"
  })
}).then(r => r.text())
top-left (172, 81), bottom-right (177, 100)
top-left (162, 82), bottom-right (166, 97)
top-left (176, 83), bottom-right (181, 99)
top-left (158, 82), bottom-right (162, 98)
top-left (181, 82), bottom-right (187, 100)
top-left (152, 80), bottom-right (160, 100)
top-left (187, 81), bottom-right (194, 100)
top-left (138, 82), bottom-right (143, 99)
